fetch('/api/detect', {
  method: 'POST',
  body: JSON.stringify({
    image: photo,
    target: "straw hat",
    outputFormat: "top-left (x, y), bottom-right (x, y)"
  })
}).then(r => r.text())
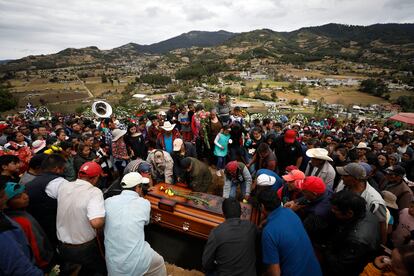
top-left (306, 148), bottom-right (333, 161)
top-left (381, 191), bottom-right (398, 209)
top-left (356, 142), bottom-right (371, 150)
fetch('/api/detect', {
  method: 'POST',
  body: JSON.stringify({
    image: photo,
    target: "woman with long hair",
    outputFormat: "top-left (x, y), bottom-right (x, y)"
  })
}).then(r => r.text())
top-left (125, 124), bottom-right (147, 160)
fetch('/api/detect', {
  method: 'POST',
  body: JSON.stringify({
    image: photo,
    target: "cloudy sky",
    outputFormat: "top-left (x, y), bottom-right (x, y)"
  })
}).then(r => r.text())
top-left (0, 0), bottom-right (413, 59)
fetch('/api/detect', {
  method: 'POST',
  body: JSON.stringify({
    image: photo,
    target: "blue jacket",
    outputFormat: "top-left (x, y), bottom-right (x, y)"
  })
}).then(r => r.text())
top-left (0, 213), bottom-right (43, 276)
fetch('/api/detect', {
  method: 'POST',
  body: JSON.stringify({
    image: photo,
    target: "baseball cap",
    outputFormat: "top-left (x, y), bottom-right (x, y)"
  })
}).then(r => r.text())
top-left (173, 138), bottom-right (184, 151)
top-left (284, 129), bottom-right (297, 144)
top-left (121, 172), bottom-right (150, 189)
top-left (225, 161), bottom-right (239, 176)
top-left (282, 169), bottom-right (305, 182)
top-left (301, 176), bottom-right (326, 194)
top-left (78, 162), bottom-right (103, 177)
top-left (359, 162), bottom-right (372, 175)
top-left (336, 163), bottom-right (366, 180)
top-left (5, 182), bottom-right (25, 199)
top-left (256, 174), bottom-right (276, 186)
top-left (385, 165), bottom-right (406, 177)
top-left (137, 162), bottom-right (152, 174)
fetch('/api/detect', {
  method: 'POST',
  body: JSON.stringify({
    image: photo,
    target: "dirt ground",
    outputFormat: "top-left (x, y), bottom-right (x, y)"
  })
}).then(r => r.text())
top-left (166, 263), bottom-right (204, 276)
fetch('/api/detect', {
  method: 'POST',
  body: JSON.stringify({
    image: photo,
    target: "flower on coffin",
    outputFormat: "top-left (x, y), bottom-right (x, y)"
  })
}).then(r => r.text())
top-left (159, 185), bottom-right (210, 206)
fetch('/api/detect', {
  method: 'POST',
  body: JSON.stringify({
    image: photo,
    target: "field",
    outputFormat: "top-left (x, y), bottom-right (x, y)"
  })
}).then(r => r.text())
top-left (246, 80), bottom-right (290, 88)
top-left (255, 86), bottom-right (413, 106)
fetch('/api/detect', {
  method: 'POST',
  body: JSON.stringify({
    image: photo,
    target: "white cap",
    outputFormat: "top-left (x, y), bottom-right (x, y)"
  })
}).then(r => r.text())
top-left (256, 174), bottom-right (276, 186)
top-left (121, 172), bottom-right (150, 189)
top-left (173, 138), bottom-right (183, 151)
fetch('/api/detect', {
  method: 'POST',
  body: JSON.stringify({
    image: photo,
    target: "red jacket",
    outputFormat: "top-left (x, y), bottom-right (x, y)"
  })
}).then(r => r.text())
top-left (156, 129), bottom-right (181, 151)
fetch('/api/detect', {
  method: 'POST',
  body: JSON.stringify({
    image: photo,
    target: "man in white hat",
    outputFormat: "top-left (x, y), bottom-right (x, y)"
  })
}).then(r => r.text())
top-left (304, 148), bottom-right (336, 189)
top-left (356, 142), bottom-right (371, 162)
top-left (156, 121), bottom-right (180, 154)
top-left (104, 172), bottom-right (166, 276)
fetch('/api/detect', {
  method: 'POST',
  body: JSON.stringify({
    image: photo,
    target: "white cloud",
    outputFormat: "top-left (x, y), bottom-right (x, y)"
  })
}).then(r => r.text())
top-left (0, 0), bottom-right (413, 59)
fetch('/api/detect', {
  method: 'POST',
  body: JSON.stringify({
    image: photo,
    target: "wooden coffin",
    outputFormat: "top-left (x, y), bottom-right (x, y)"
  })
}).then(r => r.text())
top-left (145, 183), bottom-right (260, 239)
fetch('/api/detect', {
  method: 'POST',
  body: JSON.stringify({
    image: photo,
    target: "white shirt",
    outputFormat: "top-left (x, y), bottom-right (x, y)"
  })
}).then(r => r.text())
top-left (45, 177), bottom-right (67, 199)
top-left (56, 179), bottom-right (105, 244)
top-left (305, 161), bottom-right (336, 189)
top-left (337, 182), bottom-right (387, 223)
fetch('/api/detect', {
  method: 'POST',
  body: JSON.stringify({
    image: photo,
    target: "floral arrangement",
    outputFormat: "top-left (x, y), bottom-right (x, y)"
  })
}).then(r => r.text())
top-left (199, 111), bottom-right (211, 149)
top-left (0, 144), bottom-right (32, 174)
top-left (160, 185), bottom-right (210, 206)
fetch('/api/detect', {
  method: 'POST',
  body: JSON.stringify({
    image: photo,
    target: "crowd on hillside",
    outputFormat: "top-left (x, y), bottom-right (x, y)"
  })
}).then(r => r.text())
top-left (0, 93), bottom-right (414, 276)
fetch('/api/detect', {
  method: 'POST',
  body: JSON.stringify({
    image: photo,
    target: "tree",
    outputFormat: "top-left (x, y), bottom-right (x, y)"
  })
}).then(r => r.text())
top-left (139, 74), bottom-right (171, 86)
top-left (256, 82), bottom-right (263, 92)
top-left (395, 96), bottom-right (414, 111)
top-left (271, 92), bottom-right (278, 101)
top-left (224, 87), bottom-right (233, 95)
top-left (0, 85), bottom-right (18, 112)
top-left (299, 86), bottom-right (309, 96)
top-left (359, 78), bottom-right (389, 98)
top-left (101, 75), bottom-right (107, 83)
top-left (289, 99), bottom-right (299, 105)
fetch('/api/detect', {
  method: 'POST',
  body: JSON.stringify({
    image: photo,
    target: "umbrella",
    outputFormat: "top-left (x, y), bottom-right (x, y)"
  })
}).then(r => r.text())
top-left (388, 113), bottom-right (414, 125)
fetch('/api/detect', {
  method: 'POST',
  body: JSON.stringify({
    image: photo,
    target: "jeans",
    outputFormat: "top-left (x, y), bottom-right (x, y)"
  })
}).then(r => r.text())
top-left (223, 180), bottom-right (247, 198)
top-left (114, 159), bottom-right (127, 175)
top-left (216, 156), bottom-right (226, 170)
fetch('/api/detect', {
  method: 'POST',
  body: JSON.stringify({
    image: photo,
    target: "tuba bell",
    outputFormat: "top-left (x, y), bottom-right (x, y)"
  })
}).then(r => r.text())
top-left (92, 101), bottom-right (112, 118)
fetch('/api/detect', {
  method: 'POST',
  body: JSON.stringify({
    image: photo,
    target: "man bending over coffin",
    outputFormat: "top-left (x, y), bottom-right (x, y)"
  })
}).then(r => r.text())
top-left (180, 157), bottom-right (212, 193)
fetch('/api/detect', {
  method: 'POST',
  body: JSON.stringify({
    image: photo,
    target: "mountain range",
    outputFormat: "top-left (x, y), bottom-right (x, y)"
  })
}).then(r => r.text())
top-left (1, 23), bottom-right (414, 72)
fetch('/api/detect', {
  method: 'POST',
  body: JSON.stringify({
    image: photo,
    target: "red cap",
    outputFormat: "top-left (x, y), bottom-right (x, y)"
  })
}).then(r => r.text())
top-left (225, 161), bottom-right (238, 176)
top-left (284, 129), bottom-right (297, 144)
top-left (78, 162), bottom-right (102, 178)
top-left (282, 169), bottom-right (305, 182)
top-left (301, 176), bottom-right (326, 194)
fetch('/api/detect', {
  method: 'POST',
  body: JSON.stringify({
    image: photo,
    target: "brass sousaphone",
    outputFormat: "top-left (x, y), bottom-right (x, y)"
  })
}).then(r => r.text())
top-left (92, 100), bottom-right (112, 118)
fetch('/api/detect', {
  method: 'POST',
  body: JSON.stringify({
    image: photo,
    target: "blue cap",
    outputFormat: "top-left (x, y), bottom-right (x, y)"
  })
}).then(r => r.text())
top-left (138, 162), bottom-right (152, 173)
top-left (5, 182), bottom-right (25, 200)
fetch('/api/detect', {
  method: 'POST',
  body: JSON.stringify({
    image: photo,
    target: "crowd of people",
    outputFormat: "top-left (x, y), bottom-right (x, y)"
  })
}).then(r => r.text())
top-left (0, 94), bottom-right (414, 276)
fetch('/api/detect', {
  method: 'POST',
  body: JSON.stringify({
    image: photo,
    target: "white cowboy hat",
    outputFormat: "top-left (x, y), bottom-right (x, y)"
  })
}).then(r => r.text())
top-left (161, 121), bottom-right (175, 131)
top-left (306, 148), bottom-right (333, 161)
top-left (112, 129), bottom-right (127, 142)
top-left (356, 142), bottom-right (371, 150)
